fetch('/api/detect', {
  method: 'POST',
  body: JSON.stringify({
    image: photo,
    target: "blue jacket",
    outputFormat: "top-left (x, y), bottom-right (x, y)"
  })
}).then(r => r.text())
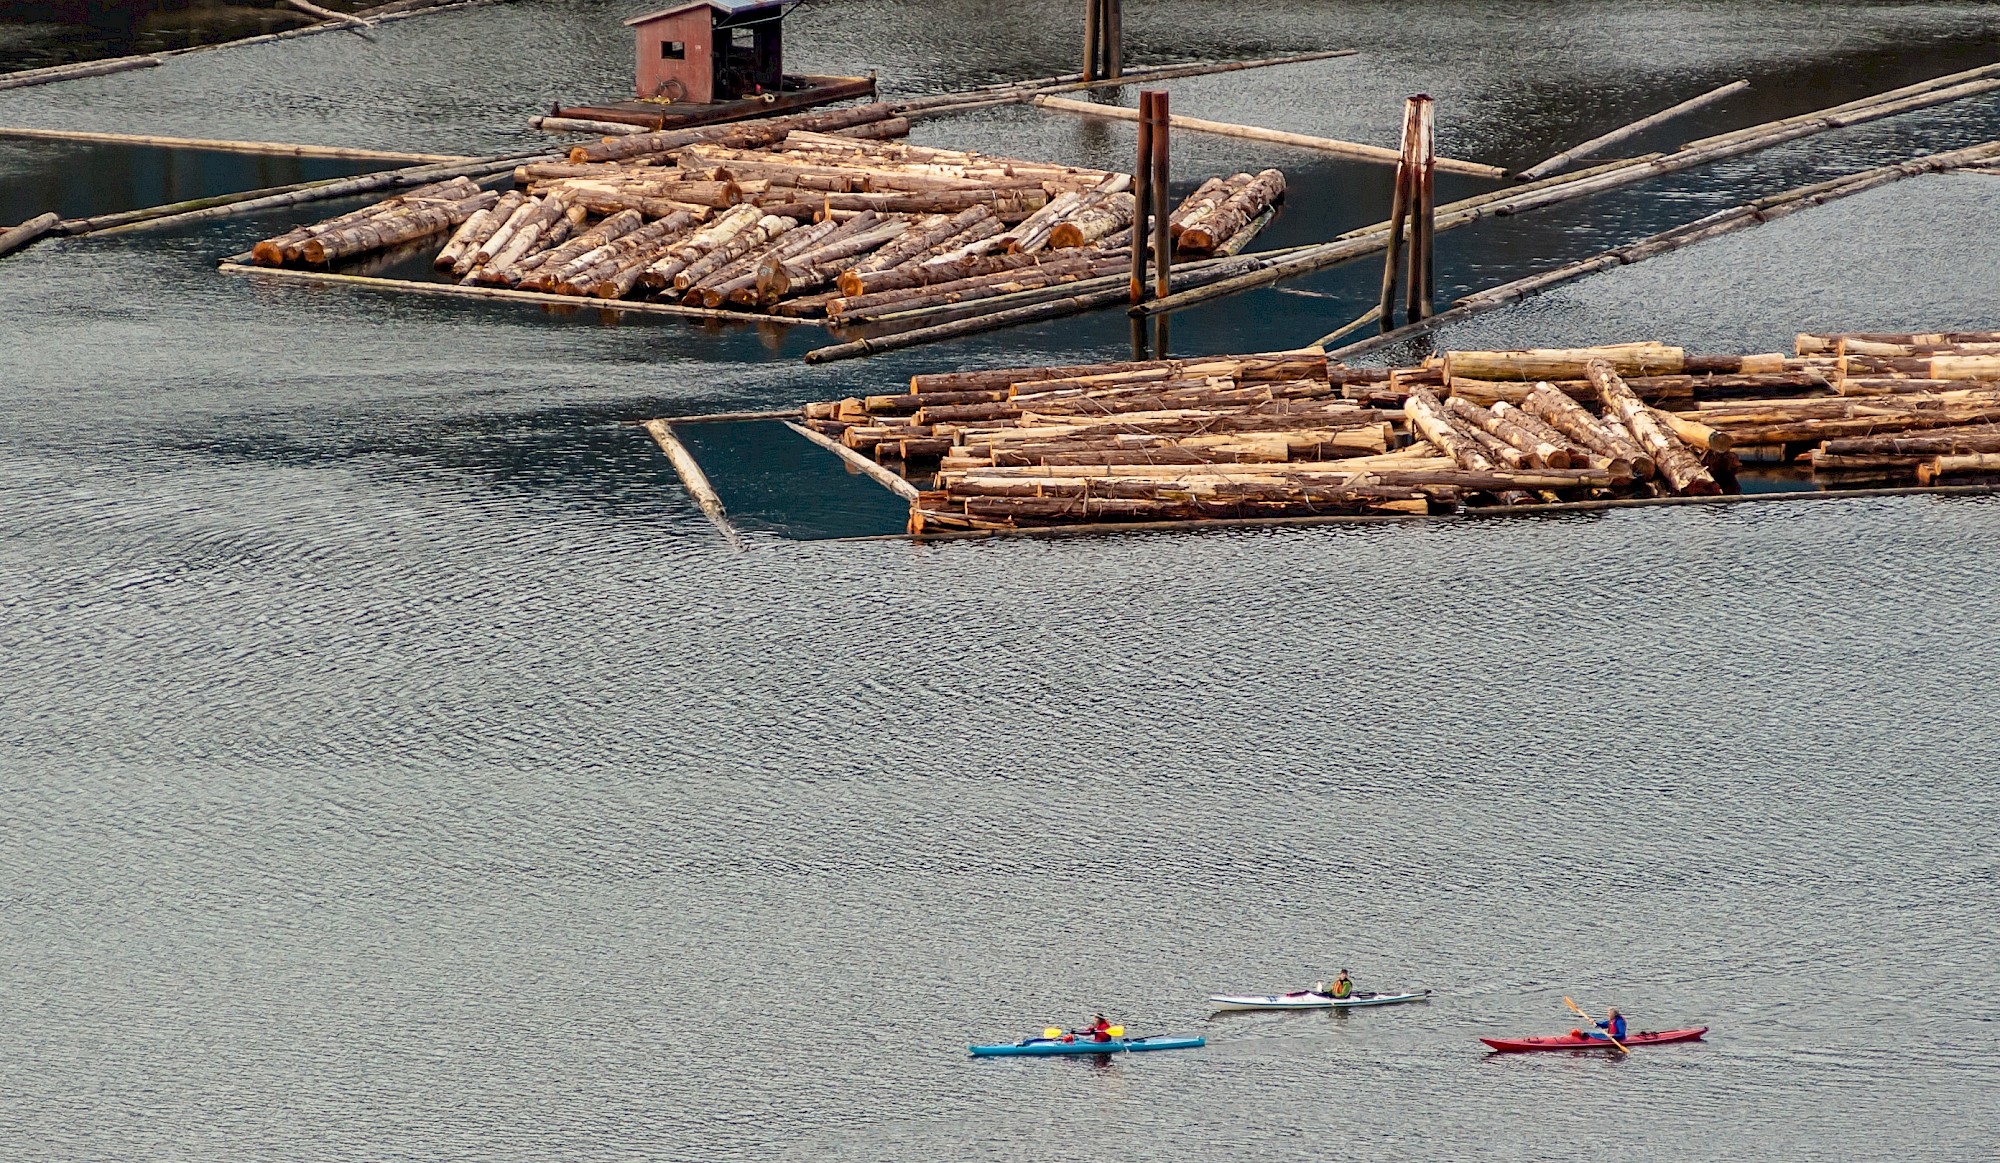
top-left (1596, 1015), bottom-right (1627, 1039)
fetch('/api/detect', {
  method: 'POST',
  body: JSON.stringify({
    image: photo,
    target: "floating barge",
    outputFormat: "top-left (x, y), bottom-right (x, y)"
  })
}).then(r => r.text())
top-left (768, 334), bottom-right (2000, 536)
top-left (551, 1), bottom-right (875, 132)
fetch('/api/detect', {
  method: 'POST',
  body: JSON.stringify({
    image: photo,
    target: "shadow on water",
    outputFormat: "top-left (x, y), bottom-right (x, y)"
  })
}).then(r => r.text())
top-left (0, 0), bottom-right (326, 72)
top-left (0, 138), bottom-right (386, 221)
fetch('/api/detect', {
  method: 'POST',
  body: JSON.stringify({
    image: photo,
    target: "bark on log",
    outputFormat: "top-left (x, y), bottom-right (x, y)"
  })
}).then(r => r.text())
top-left (847, 211), bottom-right (975, 276)
top-left (1453, 396), bottom-right (1574, 467)
top-left (515, 209), bottom-right (643, 289)
top-left (1523, 381), bottom-right (1654, 476)
top-left (1048, 192), bottom-right (1136, 249)
top-left (434, 193), bottom-right (518, 271)
top-left (571, 103), bottom-right (899, 163)
top-left (1177, 168), bottom-right (1285, 255)
top-left (674, 214), bottom-right (793, 292)
top-left (1821, 427), bottom-right (2000, 456)
top-left (640, 203), bottom-right (765, 289)
top-left (1405, 388), bottom-right (1497, 470)
top-left (1650, 406), bottom-right (1733, 453)
top-left (1586, 360), bottom-right (1719, 494)
top-left (1445, 345), bottom-right (1684, 381)
top-left (553, 211), bottom-right (701, 294)
top-left (302, 191), bottom-right (495, 265)
top-left (469, 196), bottom-right (574, 282)
top-left (1797, 330), bottom-right (2000, 354)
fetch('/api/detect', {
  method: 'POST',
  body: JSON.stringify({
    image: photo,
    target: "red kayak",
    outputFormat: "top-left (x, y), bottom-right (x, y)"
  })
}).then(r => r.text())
top-left (1480, 1026), bottom-right (1708, 1053)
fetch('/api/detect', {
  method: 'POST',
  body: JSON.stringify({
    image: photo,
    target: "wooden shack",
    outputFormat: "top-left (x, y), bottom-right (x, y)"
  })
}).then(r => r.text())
top-left (554, 0), bottom-right (876, 131)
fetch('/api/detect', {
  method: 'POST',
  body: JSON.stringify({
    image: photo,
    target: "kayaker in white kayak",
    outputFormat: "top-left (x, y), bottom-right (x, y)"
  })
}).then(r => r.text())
top-left (1313, 970), bottom-right (1355, 999)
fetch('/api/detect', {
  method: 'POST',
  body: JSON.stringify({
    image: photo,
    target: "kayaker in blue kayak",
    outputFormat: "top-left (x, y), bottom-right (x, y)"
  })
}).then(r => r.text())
top-left (1078, 1014), bottom-right (1113, 1043)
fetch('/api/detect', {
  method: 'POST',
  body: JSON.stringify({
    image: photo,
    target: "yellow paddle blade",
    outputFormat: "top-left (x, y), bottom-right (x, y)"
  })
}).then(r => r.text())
top-left (1107, 1025), bottom-right (1125, 1037)
top-left (1043, 1027), bottom-right (1062, 1039)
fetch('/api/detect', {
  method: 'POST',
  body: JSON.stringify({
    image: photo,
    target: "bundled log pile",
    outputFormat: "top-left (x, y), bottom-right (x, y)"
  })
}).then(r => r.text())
top-left (787, 331), bottom-right (2000, 532)
top-left (245, 104), bottom-right (1286, 324)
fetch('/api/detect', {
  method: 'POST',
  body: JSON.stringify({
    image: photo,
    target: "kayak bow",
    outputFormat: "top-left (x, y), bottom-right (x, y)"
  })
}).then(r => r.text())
top-left (1479, 1026), bottom-right (1708, 1053)
top-left (1208, 989), bottom-right (1432, 1012)
top-left (969, 1034), bottom-right (1206, 1057)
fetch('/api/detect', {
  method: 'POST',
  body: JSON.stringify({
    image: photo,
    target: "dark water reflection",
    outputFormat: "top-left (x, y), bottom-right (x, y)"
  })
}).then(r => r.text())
top-left (2, 3), bottom-right (1999, 1161)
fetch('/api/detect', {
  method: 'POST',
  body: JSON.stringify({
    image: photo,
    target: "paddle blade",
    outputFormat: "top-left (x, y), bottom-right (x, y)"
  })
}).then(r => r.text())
top-left (1107, 1025), bottom-right (1125, 1037)
top-left (1042, 1027), bottom-right (1062, 1039)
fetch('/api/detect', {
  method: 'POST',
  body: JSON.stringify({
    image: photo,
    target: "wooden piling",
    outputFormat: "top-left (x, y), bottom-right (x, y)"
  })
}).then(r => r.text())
top-left (1130, 92), bottom-right (1153, 304)
top-left (1083, 0), bottom-right (1102, 83)
top-left (1149, 90), bottom-right (1171, 302)
top-left (1409, 96), bottom-right (1436, 322)
top-left (1105, 0), bottom-right (1123, 80)
top-left (1378, 100), bottom-right (1419, 330)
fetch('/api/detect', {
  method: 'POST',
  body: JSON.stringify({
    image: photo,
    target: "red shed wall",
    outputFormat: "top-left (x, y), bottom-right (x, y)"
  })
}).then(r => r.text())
top-left (633, 9), bottom-right (714, 103)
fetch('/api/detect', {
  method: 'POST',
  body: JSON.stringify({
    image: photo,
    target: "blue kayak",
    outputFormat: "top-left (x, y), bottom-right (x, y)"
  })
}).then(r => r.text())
top-left (969, 1034), bottom-right (1206, 1057)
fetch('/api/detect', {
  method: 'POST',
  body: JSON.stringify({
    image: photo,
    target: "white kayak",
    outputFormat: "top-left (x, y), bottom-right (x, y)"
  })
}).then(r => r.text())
top-left (1207, 988), bottom-right (1433, 1012)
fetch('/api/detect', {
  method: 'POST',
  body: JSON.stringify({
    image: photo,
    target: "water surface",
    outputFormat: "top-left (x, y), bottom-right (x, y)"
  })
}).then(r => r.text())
top-left (2, 3), bottom-right (1997, 1160)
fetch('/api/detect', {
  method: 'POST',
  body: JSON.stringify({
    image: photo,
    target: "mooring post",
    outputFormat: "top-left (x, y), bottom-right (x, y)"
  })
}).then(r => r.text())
top-left (1377, 97), bottom-right (1419, 331)
top-left (1407, 95), bottom-right (1436, 322)
top-left (1082, 0), bottom-right (1102, 82)
top-left (1130, 87), bottom-right (1153, 304)
top-left (1149, 89), bottom-right (1171, 301)
top-left (1106, 0), bottom-right (1122, 80)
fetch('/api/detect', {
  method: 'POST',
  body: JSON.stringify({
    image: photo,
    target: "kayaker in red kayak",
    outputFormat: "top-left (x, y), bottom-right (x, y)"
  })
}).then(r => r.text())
top-left (1583, 1008), bottom-right (1627, 1042)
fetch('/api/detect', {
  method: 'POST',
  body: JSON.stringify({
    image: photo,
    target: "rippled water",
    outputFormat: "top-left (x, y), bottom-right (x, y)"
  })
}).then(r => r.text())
top-left (3, 3), bottom-right (1999, 1160)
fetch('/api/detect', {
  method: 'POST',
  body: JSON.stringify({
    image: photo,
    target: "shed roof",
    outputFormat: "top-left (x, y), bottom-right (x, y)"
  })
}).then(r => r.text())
top-left (624, 0), bottom-right (796, 26)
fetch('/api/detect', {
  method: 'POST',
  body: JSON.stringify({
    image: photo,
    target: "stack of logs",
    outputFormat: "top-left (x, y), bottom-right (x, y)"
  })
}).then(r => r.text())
top-left (245, 103), bottom-right (1285, 323)
top-left (788, 331), bottom-right (2000, 532)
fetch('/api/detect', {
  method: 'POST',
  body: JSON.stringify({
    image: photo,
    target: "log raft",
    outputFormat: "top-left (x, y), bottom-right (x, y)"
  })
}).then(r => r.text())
top-left (239, 108), bottom-right (1290, 340)
top-left (754, 335), bottom-right (2000, 535)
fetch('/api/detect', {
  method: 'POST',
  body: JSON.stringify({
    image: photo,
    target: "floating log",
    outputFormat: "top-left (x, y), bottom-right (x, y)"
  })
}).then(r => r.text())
top-left (531, 115), bottom-right (649, 136)
top-left (281, 0), bottom-right (376, 34)
top-left (0, 55), bottom-right (159, 92)
top-left (553, 210), bottom-right (702, 294)
top-left (1515, 79), bottom-right (1749, 180)
top-left (1820, 428), bottom-right (2000, 456)
top-left (0, 124), bottom-right (465, 163)
top-left (0, 212), bottom-right (60, 259)
top-left (1797, 330), bottom-right (2000, 354)
top-left (641, 204), bottom-right (765, 289)
top-left (1916, 452), bottom-right (2000, 483)
top-left (642, 421), bottom-right (741, 547)
top-left (1030, 95), bottom-right (1506, 178)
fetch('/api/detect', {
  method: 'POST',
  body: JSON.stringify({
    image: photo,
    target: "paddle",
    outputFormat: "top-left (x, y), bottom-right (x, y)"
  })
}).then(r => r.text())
top-left (1563, 995), bottom-right (1628, 1053)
